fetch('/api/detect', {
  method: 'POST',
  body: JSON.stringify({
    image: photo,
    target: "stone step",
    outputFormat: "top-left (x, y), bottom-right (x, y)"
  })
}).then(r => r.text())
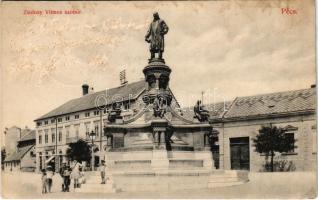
top-left (208, 177), bottom-right (240, 182)
top-left (113, 176), bottom-right (210, 192)
top-left (81, 170), bottom-right (249, 192)
top-left (207, 170), bottom-right (249, 188)
top-left (208, 181), bottom-right (245, 188)
top-left (86, 168), bottom-right (212, 177)
top-left (169, 159), bottom-right (204, 168)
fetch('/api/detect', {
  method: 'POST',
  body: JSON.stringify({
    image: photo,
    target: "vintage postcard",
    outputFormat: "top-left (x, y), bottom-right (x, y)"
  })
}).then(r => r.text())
top-left (0, 0), bottom-right (316, 199)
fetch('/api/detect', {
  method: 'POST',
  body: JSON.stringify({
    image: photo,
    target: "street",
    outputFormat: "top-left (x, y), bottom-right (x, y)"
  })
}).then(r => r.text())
top-left (1, 171), bottom-right (316, 199)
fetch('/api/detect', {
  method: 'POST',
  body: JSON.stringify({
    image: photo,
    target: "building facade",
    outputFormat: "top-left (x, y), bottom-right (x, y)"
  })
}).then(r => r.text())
top-left (211, 87), bottom-right (316, 172)
top-left (4, 130), bottom-right (36, 172)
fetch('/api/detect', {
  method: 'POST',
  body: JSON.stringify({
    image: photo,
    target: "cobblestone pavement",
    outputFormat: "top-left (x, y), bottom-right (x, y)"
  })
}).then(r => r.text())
top-left (1, 171), bottom-right (316, 199)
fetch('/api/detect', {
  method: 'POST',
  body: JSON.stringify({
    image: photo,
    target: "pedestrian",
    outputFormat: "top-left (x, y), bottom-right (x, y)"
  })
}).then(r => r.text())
top-left (78, 167), bottom-right (86, 187)
top-left (99, 160), bottom-right (106, 184)
top-left (70, 160), bottom-right (82, 189)
top-left (63, 165), bottom-right (71, 192)
top-left (59, 162), bottom-right (66, 192)
top-left (46, 166), bottom-right (54, 193)
top-left (41, 169), bottom-right (47, 194)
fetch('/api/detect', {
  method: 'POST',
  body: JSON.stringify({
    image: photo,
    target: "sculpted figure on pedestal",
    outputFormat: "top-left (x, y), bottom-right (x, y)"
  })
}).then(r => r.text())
top-left (153, 96), bottom-right (166, 118)
top-left (145, 12), bottom-right (169, 60)
top-left (194, 100), bottom-right (210, 122)
top-left (108, 102), bottom-right (122, 123)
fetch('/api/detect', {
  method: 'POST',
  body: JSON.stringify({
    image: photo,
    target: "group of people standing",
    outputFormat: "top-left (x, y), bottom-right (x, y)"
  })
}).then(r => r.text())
top-left (41, 161), bottom-right (86, 194)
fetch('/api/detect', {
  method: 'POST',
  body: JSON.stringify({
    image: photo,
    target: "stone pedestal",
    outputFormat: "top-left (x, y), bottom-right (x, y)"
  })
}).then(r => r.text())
top-left (115, 118), bottom-right (123, 124)
top-left (151, 150), bottom-right (169, 169)
top-left (195, 150), bottom-right (215, 170)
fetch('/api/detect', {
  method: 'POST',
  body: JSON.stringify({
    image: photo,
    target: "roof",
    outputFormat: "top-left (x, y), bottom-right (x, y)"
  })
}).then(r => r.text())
top-left (36, 80), bottom-right (146, 121)
top-left (181, 88), bottom-right (315, 122)
top-left (4, 145), bottom-right (34, 162)
top-left (19, 130), bottom-right (35, 142)
top-left (223, 88), bottom-right (316, 119)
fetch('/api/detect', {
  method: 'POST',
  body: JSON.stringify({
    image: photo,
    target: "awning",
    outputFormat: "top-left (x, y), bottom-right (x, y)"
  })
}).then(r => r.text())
top-left (45, 156), bottom-right (55, 164)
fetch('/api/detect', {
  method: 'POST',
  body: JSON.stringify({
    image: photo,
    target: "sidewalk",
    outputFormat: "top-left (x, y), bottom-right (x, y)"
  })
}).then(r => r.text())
top-left (1, 171), bottom-right (317, 199)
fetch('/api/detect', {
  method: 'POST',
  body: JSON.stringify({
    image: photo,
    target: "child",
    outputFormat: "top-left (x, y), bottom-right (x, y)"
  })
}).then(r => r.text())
top-left (41, 169), bottom-right (47, 194)
top-left (99, 160), bottom-right (106, 184)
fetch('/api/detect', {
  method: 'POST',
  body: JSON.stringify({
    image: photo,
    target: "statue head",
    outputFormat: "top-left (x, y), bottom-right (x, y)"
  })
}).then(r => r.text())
top-left (153, 12), bottom-right (160, 20)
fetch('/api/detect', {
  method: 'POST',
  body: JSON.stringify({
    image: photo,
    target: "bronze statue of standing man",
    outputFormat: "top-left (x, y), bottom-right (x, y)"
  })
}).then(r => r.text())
top-left (145, 12), bottom-right (169, 60)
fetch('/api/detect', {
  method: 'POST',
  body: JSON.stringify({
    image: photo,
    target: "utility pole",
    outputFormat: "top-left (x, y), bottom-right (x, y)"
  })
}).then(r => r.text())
top-left (55, 117), bottom-right (58, 172)
top-left (201, 91), bottom-right (204, 105)
top-left (100, 110), bottom-right (103, 153)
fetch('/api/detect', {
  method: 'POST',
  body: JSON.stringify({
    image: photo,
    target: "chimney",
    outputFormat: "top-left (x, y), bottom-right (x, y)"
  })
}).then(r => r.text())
top-left (120, 70), bottom-right (128, 85)
top-left (82, 84), bottom-right (89, 96)
top-left (311, 84), bottom-right (316, 88)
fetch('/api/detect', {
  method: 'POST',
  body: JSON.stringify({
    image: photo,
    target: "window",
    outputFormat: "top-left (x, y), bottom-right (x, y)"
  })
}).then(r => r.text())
top-left (85, 122), bottom-right (90, 138)
top-left (44, 130), bottom-right (48, 143)
top-left (51, 119), bottom-right (55, 123)
top-left (75, 114), bottom-right (79, 119)
top-left (285, 133), bottom-right (295, 153)
top-left (37, 122), bottom-right (42, 127)
top-left (39, 135), bottom-right (42, 144)
top-left (94, 110), bottom-right (100, 116)
top-left (65, 126), bottom-right (70, 139)
top-left (94, 123), bottom-right (99, 137)
top-left (52, 132), bottom-right (55, 143)
top-left (65, 116), bottom-right (70, 121)
top-left (85, 112), bottom-right (90, 117)
top-left (74, 125), bottom-right (80, 138)
top-left (58, 118), bottom-right (62, 123)
top-left (44, 120), bottom-right (48, 125)
top-left (51, 128), bottom-right (55, 143)
top-left (58, 129), bottom-right (62, 142)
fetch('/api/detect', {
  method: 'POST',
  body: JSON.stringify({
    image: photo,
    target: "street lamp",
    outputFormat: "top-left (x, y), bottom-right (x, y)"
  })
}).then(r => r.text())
top-left (89, 130), bottom-right (96, 171)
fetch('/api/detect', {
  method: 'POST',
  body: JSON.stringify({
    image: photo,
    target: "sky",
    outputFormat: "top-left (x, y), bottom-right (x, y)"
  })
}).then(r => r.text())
top-left (0, 0), bottom-right (316, 137)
